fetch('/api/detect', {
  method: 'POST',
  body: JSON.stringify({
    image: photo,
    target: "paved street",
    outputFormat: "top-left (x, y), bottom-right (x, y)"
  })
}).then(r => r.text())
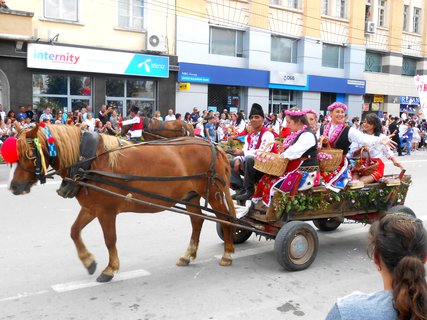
top-left (0, 151), bottom-right (426, 320)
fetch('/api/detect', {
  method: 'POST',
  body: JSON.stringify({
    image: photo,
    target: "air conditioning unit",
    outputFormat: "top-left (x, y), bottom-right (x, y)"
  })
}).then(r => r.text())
top-left (365, 21), bottom-right (376, 34)
top-left (146, 32), bottom-right (166, 52)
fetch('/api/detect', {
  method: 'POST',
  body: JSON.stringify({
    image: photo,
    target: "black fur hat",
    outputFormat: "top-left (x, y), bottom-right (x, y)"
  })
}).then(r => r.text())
top-left (130, 105), bottom-right (139, 114)
top-left (249, 103), bottom-right (264, 118)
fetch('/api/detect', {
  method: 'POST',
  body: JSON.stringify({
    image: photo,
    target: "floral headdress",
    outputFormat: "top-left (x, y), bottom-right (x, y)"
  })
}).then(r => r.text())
top-left (327, 102), bottom-right (348, 112)
top-left (284, 109), bottom-right (308, 117)
top-left (305, 109), bottom-right (319, 118)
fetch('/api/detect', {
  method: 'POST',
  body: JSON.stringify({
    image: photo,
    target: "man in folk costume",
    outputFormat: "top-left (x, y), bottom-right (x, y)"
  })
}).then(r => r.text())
top-left (230, 103), bottom-right (276, 201)
top-left (122, 105), bottom-right (142, 140)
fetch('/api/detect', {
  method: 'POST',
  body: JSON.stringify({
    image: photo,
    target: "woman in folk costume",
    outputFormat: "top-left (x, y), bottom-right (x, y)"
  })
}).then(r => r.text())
top-left (348, 113), bottom-right (403, 186)
top-left (319, 102), bottom-right (396, 191)
top-left (252, 108), bottom-right (320, 207)
top-left (305, 109), bottom-right (320, 137)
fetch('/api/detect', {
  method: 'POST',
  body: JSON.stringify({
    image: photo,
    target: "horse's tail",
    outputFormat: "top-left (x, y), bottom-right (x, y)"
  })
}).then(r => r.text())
top-left (216, 146), bottom-right (236, 218)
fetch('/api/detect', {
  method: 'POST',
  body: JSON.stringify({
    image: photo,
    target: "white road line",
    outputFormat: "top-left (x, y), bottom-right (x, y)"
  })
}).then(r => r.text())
top-left (51, 269), bottom-right (151, 293)
top-left (0, 290), bottom-right (49, 302)
top-left (0, 180), bottom-right (61, 189)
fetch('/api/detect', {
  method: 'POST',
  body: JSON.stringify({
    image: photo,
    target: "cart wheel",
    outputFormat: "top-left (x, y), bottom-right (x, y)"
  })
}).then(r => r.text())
top-left (386, 205), bottom-right (416, 217)
top-left (312, 218), bottom-right (342, 231)
top-left (216, 223), bottom-right (252, 244)
top-left (274, 221), bottom-right (319, 271)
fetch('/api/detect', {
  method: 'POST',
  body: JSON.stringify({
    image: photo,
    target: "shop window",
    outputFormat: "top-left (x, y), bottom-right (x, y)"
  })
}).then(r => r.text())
top-left (118, 0), bottom-right (144, 31)
top-left (403, 5), bottom-right (409, 32)
top-left (320, 92), bottom-right (337, 114)
top-left (44, 0), bottom-right (79, 22)
top-left (271, 36), bottom-right (297, 63)
top-left (413, 7), bottom-right (421, 34)
top-left (322, 44), bottom-right (344, 69)
top-left (365, 51), bottom-right (382, 72)
top-left (269, 89), bottom-right (298, 114)
top-left (32, 74), bottom-right (92, 113)
top-left (106, 79), bottom-right (156, 116)
top-left (209, 27), bottom-right (244, 58)
top-left (208, 85), bottom-right (240, 112)
top-left (402, 57), bottom-right (417, 76)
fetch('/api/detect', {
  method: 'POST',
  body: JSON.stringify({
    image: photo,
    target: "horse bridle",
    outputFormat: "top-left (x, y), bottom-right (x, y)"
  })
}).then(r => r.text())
top-left (16, 136), bottom-right (50, 184)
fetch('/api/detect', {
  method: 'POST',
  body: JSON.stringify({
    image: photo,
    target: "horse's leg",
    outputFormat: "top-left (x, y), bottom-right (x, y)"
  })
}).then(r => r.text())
top-left (209, 188), bottom-right (235, 266)
top-left (96, 213), bottom-right (119, 282)
top-left (70, 208), bottom-right (97, 275)
top-left (177, 195), bottom-right (204, 266)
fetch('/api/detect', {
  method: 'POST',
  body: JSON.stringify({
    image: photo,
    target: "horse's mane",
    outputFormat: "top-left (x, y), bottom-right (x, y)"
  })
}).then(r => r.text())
top-left (18, 125), bottom-right (132, 170)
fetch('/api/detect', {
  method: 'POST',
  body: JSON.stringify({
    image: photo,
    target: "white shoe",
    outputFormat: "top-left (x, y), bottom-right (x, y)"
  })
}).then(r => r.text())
top-left (235, 204), bottom-right (250, 219)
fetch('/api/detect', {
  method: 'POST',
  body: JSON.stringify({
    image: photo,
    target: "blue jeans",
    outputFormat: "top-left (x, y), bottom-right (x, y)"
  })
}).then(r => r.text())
top-left (400, 137), bottom-right (411, 154)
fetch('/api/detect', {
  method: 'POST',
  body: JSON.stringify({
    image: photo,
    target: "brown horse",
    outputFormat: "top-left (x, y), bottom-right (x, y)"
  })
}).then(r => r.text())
top-left (8, 124), bottom-right (235, 282)
top-left (121, 117), bottom-right (194, 141)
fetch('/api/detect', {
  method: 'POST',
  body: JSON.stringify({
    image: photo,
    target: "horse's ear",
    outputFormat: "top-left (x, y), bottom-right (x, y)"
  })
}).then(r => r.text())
top-left (26, 123), bottom-right (39, 138)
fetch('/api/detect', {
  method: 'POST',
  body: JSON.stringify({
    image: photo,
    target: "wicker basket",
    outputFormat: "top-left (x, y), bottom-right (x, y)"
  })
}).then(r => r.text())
top-left (318, 138), bottom-right (343, 172)
top-left (254, 142), bottom-right (288, 176)
top-left (353, 147), bottom-right (378, 176)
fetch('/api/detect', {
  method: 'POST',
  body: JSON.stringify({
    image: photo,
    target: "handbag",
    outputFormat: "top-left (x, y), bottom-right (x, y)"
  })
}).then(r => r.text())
top-left (353, 147), bottom-right (378, 176)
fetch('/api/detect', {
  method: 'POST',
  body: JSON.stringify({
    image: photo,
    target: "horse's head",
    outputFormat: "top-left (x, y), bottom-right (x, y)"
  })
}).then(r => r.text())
top-left (4, 124), bottom-right (49, 195)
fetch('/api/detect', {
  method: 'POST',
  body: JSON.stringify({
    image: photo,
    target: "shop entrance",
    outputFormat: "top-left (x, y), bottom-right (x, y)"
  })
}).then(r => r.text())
top-left (0, 68), bottom-right (10, 112)
top-left (208, 85), bottom-right (240, 113)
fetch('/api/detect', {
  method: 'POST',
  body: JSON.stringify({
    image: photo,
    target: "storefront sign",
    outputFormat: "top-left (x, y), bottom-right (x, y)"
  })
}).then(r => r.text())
top-left (373, 95), bottom-right (384, 103)
top-left (178, 83), bottom-right (191, 91)
top-left (415, 75), bottom-right (427, 115)
top-left (178, 62), bottom-right (269, 88)
top-left (27, 43), bottom-right (169, 78)
top-left (309, 76), bottom-right (366, 95)
top-left (399, 96), bottom-right (420, 105)
top-left (270, 72), bottom-right (307, 86)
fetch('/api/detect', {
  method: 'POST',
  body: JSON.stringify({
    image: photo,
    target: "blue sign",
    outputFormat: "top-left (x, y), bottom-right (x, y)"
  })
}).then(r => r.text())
top-left (400, 96), bottom-right (420, 105)
top-left (308, 75), bottom-right (366, 95)
top-left (125, 54), bottom-right (169, 78)
top-left (178, 62), bottom-right (269, 88)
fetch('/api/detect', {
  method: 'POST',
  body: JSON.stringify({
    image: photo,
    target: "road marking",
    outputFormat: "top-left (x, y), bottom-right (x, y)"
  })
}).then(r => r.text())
top-left (0, 180), bottom-right (61, 189)
top-left (51, 269), bottom-right (151, 293)
top-left (0, 290), bottom-right (49, 302)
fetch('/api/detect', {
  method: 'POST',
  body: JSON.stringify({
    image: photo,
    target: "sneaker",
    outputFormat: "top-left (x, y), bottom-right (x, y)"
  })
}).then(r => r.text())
top-left (235, 189), bottom-right (255, 201)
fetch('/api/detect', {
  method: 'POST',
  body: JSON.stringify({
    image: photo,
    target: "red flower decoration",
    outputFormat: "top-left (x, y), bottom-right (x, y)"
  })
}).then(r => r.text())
top-left (39, 121), bottom-right (46, 128)
top-left (1, 137), bottom-right (19, 163)
top-left (48, 137), bottom-right (55, 144)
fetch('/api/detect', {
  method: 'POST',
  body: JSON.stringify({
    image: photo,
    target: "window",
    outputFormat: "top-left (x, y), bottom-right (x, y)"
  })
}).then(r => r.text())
top-left (322, 0), bottom-right (329, 15)
top-left (365, 51), bottom-right (382, 72)
top-left (32, 74), bottom-right (92, 112)
top-left (378, 0), bottom-right (386, 27)
top-left (322, 44), bottom-right (344, 69)
top-left (403, 5), bottom-right (409, 32)
top-left (413, 7), bottom-right (421, 34)
top-left (287, 0), bottom-right (300, 9)
top-left (271, 36), bottom-right (297, 63)
top-left (209, 27), bottom-right (244, 57)
top-left (44, 0), bottom-right (78, 21)
top-left (336, 0), bottom-right (347, 18)
top-left (402, 57), bottom-right (417, 76)
top-left (118, 0), bottom-right (144, 31)
top-left (106, 79), bottom-right (156, 116)
top-left (269, 0), bottom-right (300, 9)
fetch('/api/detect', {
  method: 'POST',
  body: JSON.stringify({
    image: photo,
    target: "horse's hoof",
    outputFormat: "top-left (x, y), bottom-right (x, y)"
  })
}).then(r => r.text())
top-left (96, 273), bottom-right (114, 283)
top-left (219, 257), bottom-right (232, 266)
top-left (87, 261), bottom-right (97, 275)
top-left (176, 257), bottom-right (190, 266)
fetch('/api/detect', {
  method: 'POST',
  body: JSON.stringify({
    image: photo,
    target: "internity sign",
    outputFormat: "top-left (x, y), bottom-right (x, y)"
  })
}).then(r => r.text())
top-left (27, 43), bottom-right (169, 78)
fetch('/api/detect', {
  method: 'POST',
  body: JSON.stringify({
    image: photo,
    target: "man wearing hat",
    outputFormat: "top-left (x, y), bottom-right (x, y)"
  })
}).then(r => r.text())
top-left (230, 103), bottom-right (275, 201)
top-left (122, 105), bottom-right (142, 140)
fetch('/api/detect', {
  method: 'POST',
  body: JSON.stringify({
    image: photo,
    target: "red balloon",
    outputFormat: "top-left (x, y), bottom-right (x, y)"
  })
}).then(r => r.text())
top-left (1, 137), bottom-right (19, 163)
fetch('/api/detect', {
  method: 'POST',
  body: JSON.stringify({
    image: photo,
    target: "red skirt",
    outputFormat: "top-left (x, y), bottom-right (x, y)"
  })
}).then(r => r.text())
top-left (370, 158), bottom-right (385, 181)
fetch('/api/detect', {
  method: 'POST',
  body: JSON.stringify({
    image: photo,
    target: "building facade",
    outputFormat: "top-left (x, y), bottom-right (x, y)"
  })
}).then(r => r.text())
top-left (0, 0), bottom-right (177, 117)
top-left (175, 0), bottom-right (427, 119)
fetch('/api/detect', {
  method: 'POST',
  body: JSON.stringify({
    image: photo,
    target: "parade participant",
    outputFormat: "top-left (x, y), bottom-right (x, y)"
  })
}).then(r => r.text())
top-left (252, 108), bottom-right (319, 207)
top-left (305, 109), bottom-right (319, 137)
top-left (121, 105), bottom-right (142, 140)
top-left (348, 113), bottom-right (403, 186)
top-left (229, 111), bottom-right (247, 143)
top-left (326, 214), bottom-right (427, 320)
top-left (319, 102), bottom-right (396, 191)
top-left (266, 113), bottom-right (281, 138)
top-left (230, 103), bottom-right (275, 201)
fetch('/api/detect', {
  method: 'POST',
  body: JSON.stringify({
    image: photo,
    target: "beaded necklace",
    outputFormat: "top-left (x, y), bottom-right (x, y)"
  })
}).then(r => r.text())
top-left (282, 125), bottom-right (307, 150)
top-left (323, 122), bottom-right (345, 145)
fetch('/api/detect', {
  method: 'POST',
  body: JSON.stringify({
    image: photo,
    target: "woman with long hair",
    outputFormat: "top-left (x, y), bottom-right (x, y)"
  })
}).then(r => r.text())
top-left (348, 113), bottom-right (403, 185)
top-left (327, 214), bottom-right (427, 320)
